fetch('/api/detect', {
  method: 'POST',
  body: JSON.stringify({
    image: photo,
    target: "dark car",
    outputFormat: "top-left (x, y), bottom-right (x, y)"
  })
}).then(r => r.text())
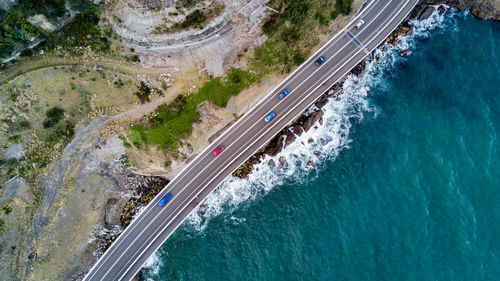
top-left (264, 112), bottom-right (276, 123)
top-left (158, 193), bottom-right (172, 207)
top-left (278, 88), bottom-right (290, 99)
top-left (315, 56), bottom-right (326, 66)
top-left (213, 145), bottom-right (224, 156)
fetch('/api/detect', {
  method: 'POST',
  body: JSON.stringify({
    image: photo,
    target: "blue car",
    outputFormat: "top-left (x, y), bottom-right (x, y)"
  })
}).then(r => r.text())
top-left (315, 56), bottom-right (326, 66)
top-left (278, 88), bottom-right (290, 99)
top-left (264, 112), bottom-right (276, 123)
top-left (157, 193), bottom-right (172, 207)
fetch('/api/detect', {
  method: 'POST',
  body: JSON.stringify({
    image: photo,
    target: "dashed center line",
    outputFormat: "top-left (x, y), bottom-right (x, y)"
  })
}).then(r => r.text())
top-left (346, 31), bottom-right (369, 54)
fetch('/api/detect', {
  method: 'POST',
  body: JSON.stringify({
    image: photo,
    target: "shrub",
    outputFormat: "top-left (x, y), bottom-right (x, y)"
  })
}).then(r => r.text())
top-left (134, 82), bottom-right (151, 103)
top-left (335, 0), bottom-right (352, 15)
top-left (181, 9), bottom-right (206, 29)
top-left (46, 106), bottom-right (65, 123)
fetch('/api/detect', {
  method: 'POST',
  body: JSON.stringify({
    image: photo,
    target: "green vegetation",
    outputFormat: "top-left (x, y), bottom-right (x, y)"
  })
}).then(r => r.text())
top-left (128, 0), bottom-right (353, 157)
top-left (118, 135), bottom-right (131, 149)
top-left (336, 0), bottom-right (353, 15)
top-left (0, 0), bottom-right (110, 61)
top-left (13, 116), bottom-right (75, 181)
top-left (130, 68), bottom-right (257, 150)
top-left (43, 106), bottom-right (65, 128)
top-left (181, 9), bottom-right (206, 29)
top-left (254, 0), bottom-right (353, 74)
top-left (134, 82), bottom-right (152, 104)
top-left (2, 205), bottom-right (12, 215)
top-left (46, 3), bottom-right (110, 54)
top-left (154, 4), bottom-right (225, 34)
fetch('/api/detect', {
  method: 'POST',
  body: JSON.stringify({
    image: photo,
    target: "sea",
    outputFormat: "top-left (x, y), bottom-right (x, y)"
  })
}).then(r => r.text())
top-left (142, 7), bottom-right (500, 281)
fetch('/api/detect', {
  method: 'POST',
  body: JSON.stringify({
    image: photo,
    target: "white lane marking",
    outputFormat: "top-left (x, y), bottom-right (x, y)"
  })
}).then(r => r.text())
top-left (100, 2), bottom-right (400, 278)
top-left (110, 1), bottom-right (417, 279)
top-left (346, 31), bottom-right (369, 54)
top-left (83, 3), bottom-right (384, 278)
top-left (86, 3), bottom-right (382, 268)
top-left (84, 1), bottom-right (400, 279)
top-left (107, 38), bottom-right (365, 281)
top-left (94, 1), bottom-right (406, 278)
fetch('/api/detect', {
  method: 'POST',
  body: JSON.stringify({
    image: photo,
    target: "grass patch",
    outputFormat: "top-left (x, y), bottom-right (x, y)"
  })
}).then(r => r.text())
top-left (127, 0), bottom-right (353, 159)
top-left (130, 68), bottom-right (257, 150)
top-left (118, 134), bottom-right (131, 148)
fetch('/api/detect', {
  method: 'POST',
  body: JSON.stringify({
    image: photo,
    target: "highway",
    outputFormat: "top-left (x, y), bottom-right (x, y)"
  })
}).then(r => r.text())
top-left (83, 0), bottom-right (419, 280)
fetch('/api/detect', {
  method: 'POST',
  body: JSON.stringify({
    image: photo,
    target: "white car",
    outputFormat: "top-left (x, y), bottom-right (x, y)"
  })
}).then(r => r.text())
top-left (355, 20), bottom-right (365, 29)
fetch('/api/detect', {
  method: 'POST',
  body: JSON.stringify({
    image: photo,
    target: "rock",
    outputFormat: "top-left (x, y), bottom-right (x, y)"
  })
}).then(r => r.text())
top-left (2, 176), bottom-right (30, 201)
top-left (284, 133), bottom-right (296, 148)
top-left (104, 198), bottom-right (125, 229)
top-left (350, 60), bottom-right (366, 76)
top-left (27, 14), bottom-right (56, 32)
top-left (197, 204), bottom-right (209, 216)
top-left (399, 49), bottom-right (411, 56)
top-left (418, 6), bottom-right (436, 20)
top-left (27, 252), bottom-right (37, 260)
top-left (303, 110), bottom-right (324, 132)
top-left (315, 94), bottom-right (329, 108)
top-left (278, 156), bottom-right (287, 169)
top-left (268, 159), bottom-right (275, 166)
top-left (422, 0), bottom-right (500, 21)
top-left (0, 0), bottom-right (18, 12)
top-left (406, 26), bottom-right (414, 36)
top-left (132, 271), bottom-right (142, 281)
top-left (408, 2), bottom-right (428, 20)
top-left (438, 4), bottom-right (446, 13)
top-left (292, 126), bottom-right (303, 136)
top-left (3, 143), bottom-right (25, 160)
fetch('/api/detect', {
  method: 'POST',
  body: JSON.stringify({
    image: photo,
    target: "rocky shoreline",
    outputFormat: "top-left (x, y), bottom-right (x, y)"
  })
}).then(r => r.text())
top-left (83, 1), bottom-right (500, 279)
top-left (232, 0), bottom-right (500, 179)
top-left (1, 2), bottom-right (495, 281)
top-left (231, 4), bottom-right (429, 179)
top-left (421, 0), bottom-right (500, 20)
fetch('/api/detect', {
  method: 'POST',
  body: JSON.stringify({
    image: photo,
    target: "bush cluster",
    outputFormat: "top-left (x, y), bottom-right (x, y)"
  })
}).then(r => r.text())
top-left (0, 0), bottom-right (110, 61)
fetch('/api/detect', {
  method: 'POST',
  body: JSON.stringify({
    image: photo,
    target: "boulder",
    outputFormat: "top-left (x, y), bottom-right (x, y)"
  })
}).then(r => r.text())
top-left (303, 110), bottom-right (324, 132)
top-left (399, 49), bottom-right (411, 56)
top-left (418, 6), bottom-right (436, 20)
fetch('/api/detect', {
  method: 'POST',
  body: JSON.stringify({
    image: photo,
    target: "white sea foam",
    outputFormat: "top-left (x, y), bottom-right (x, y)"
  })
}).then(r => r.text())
top-left (142, 251), bottom-right (163, 280)
top-left (180, 5), bottom-right (460, 233)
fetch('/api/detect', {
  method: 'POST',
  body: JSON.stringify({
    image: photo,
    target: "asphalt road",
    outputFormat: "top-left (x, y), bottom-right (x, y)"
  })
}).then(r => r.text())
top-left (84, 1), bottom-right (419, 280)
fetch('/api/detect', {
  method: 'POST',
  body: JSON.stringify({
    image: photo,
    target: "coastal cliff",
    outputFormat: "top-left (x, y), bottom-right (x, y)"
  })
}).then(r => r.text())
top-left (423, 0), bottom-right (500, 20)
top-left (1, 1), bottom-right (498, 280)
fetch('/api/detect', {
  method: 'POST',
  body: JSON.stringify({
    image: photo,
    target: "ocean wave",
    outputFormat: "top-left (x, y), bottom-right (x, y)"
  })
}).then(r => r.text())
top-left (142, 251), bottom-right (163, 280)
top-left (181, 5), bottom-right (458, 233)
top-left (168, 7), bottom-right (460, 236)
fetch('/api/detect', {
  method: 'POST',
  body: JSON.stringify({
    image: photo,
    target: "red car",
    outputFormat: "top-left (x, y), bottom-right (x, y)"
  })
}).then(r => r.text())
top-left (213, 145), bottom-right (224, 156)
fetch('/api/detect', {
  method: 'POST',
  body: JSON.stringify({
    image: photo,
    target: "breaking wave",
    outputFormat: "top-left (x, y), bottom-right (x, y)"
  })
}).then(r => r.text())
top-left (142, 251), bottom-right (163, 280)
top-left (181, 5), bottom-right (458, 233)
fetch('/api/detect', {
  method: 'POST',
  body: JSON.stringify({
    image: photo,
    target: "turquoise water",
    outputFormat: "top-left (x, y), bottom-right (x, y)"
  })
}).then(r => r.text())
top-left (143, 10), bottom-right (500, 281)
